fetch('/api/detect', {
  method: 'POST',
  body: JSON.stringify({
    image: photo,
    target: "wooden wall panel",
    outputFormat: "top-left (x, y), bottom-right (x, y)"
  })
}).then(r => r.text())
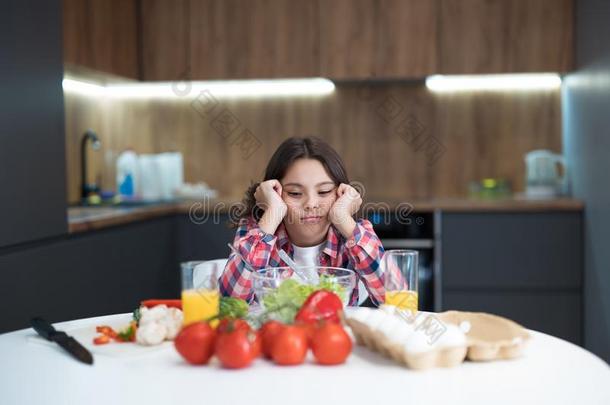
top-left (432, 90), bottom-right (562, 197)
top-left (64, 93), bottom-right (108, 204)
top-left (64, 84), bottom-right (562, 204)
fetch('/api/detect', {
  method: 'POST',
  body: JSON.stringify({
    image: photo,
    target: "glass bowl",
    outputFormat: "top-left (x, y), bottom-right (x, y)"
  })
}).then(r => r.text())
top-left (251, 266), bottom-right (357, 310)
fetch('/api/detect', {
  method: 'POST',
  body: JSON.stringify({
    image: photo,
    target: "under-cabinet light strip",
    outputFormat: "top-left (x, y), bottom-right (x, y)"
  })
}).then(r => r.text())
top-left (62, 77), bottom-right (336, 99)
top-left (426, 73), bottom-right (562, 92)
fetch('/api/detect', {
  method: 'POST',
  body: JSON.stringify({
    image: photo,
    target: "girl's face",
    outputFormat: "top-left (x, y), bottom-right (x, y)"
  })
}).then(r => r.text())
top-left (280, 158), bottom-right (338, 246)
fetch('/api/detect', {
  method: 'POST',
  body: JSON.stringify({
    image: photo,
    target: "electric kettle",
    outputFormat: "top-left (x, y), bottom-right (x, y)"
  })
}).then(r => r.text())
top-left (524, 150), bottom-right (567, 198)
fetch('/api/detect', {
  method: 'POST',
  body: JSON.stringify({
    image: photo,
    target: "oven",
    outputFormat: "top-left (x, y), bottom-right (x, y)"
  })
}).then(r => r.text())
top-left (366, 210), bottom-right (439, 312)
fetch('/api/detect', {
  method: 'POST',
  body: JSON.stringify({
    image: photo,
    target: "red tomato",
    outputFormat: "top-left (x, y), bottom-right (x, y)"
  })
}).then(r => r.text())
top-left (271, 325), bottom-right (308, 366)
top-left (174, 322), bottom-right (216, 365)
top-left (217, 318), bottom-right (251, 333)
top-left (311, 323), bottom-right (352, 365)
top-left (215, 329), bottom-right (256, 369)
top-left (260, 320), bottom-right (284, 359)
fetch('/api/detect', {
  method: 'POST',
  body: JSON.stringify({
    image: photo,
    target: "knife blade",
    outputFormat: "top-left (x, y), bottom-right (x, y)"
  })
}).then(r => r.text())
top-left (30, 317), bottom-right (94, 365)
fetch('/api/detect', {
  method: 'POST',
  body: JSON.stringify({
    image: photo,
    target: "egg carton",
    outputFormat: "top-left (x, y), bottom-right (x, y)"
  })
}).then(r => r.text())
top-left (437, 311), bottom-right (530, 361)
top-left (347, 309), bottom-right (468, 370)
top-left (347, 308), bottom-right (530, 370)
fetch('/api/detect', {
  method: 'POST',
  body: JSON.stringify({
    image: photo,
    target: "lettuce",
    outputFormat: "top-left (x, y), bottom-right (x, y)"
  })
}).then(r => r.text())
top-left (262, 275), bottom-right (346, 323)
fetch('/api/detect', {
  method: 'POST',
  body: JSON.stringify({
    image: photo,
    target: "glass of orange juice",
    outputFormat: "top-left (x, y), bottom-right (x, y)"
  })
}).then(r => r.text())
top-left (383, 250), bottom-right (419, 314)
top-left (181, 261), bottom-right (221, 326)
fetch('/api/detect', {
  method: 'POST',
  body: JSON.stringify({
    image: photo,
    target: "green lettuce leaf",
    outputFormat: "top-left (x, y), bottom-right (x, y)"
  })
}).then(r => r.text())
top-left (262, 275), bottom-right (346, 323)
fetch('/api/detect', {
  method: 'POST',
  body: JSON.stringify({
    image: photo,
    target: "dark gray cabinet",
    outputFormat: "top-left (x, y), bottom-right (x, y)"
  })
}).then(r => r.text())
top-left (0, 217), bottom-right (178, 333)
top-left (0, 0), bottom-right (67, 248)
top-left (440, 212), bottom-right (583, 344)
top-left (176, 215), bottom-right (236, 262)
top-left (0, 214), bottom-right (236, 333)
top-left (443, 291), bottom-right (582, 344)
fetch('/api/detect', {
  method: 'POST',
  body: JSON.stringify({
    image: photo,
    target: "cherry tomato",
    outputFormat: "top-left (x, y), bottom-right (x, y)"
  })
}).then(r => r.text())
top-left (215, 328), bottom-right (256, 369)
top-left (174, 322), bottom-right (216, 365)
top-left (311, 323), bottom-right (352, 365)
top-left (260, 320), bottom-right (284, 359)
top-left (271, 325), bottom-right (308, 366)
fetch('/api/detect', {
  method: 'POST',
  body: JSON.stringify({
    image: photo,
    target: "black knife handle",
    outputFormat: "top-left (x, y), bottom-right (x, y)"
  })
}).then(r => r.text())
top-left (31, 317), bottom-right (56, 341)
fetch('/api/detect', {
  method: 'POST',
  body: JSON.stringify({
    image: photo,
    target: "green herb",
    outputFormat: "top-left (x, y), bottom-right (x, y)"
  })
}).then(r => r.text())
top-left (132, 307), bottom-right (141, 325)
top-left (219, 297), bottom-right (249, 319)
top-left (117, 322), bottom-right (137, 342)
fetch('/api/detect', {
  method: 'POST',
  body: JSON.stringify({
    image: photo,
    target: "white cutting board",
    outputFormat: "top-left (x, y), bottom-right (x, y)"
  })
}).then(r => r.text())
top-left (26, 313), bottom-right (173, 357)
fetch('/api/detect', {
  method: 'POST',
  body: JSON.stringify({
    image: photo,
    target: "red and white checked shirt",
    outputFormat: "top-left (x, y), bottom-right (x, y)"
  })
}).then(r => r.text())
top-left (219, 216), bottom-right (385, 306)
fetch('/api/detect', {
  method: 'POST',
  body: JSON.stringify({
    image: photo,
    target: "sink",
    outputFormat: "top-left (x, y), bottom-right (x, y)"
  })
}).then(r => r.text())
top-left (68, 199), bottom-right (184, 225)
top-left (68, 206), bottom-right (123, 222)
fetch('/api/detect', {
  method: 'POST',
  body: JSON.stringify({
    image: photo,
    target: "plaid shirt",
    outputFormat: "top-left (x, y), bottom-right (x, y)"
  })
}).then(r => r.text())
top-left (220, 216), bottom-right (385, 306)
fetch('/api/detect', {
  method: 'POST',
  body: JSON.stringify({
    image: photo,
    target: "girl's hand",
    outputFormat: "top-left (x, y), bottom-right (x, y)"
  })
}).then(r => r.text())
top-left (254, 179), bottom-right (287, 234)
top-left (328, 183), bottom-right (362, 227)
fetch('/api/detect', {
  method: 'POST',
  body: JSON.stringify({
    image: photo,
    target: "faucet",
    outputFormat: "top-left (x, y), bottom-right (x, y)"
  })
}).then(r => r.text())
top-left (81, 129), bottom-right (101, 201)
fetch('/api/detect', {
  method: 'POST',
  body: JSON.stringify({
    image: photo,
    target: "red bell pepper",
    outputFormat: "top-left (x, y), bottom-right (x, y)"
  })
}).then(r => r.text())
top-left (140, 299), bottom-right (182, 309)
top-left (93, 335), bottom-right (111, 345)
top-left (96, 325), bottom-right (118, 339)
top-left (295, 290), bottom-right (343, 324)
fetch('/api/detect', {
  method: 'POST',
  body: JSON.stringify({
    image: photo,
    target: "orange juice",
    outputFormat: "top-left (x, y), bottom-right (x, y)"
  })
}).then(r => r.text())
top-left (385, 290), bottom-right (418, 313)
top-left (181, 289), bottom-right (220, 326)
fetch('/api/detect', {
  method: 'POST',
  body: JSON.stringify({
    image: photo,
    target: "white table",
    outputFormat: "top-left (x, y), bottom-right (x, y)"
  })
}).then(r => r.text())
top-left (1, 313), bottom-right (609, 405)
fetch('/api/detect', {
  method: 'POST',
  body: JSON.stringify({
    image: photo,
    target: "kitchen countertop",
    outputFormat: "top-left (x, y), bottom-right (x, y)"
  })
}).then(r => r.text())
top-left (375, 197), bottom-right (584, 212)
top-left (67, 197), bottom-right (241, 233)
top-left (67, 197), bottom-right (584, 234)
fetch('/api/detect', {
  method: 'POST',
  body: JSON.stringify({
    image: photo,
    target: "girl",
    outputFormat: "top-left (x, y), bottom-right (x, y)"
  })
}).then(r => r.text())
top-left (220, 136), bottom-right (385, 306)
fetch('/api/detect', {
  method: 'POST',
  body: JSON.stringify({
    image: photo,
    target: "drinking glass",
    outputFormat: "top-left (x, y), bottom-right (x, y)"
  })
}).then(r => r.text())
top-left (180, 261), bottom-right (221, 326)
top-left (383, 250), bottom-right (419, 313)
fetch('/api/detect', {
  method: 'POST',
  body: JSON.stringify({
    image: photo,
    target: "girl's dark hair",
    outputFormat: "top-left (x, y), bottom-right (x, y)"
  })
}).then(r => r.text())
top-left (238, 136), bottom-right (350, 224)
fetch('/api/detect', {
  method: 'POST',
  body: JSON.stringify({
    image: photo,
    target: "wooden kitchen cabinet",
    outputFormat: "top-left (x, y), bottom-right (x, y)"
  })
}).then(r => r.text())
top-left (376, 0), bottom-right (438, 78)
top-left (63, 0), bottom-right (139, 79)
top-left (319, 0), bottom-right (437, 79)
top-left (140, 0), bottom-right (190, 81)
top-left (63, 0), bottom-right (574, 80)
top-left (438, 0), bottom-right (574, 74)
top-left (318, 0), bottom-right (376, 79)
top-left (189, 0), bottom-right (320, 79)
top-left (319, 0), bottom-right (573, 78)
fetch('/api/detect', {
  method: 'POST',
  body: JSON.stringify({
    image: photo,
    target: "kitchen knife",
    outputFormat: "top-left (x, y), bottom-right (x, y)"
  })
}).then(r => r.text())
top-left (30, 317), bottom-right (94, 365)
